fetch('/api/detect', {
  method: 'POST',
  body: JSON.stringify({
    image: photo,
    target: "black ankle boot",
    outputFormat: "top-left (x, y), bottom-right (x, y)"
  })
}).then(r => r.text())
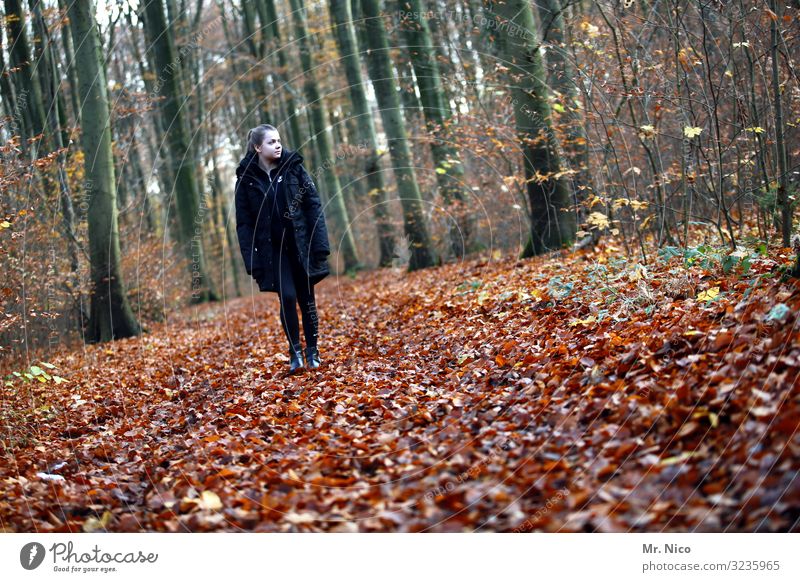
top-left (305, 346), bottom-right (321, 369)
top-left (289, 343), bottom-right (305, 373)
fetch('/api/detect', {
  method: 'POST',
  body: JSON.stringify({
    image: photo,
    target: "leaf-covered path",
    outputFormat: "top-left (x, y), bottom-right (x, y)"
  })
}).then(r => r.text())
top-left (2, 243), bottom-right (799, 532)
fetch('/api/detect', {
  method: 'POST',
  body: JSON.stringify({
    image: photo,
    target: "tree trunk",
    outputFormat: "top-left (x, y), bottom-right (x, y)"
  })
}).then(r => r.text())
top-left (29, 0), bottom-right (70, 147)
top-left (423, 1), bottom-right (455, 115)
top-left (130, 3), bottom-right (181, 244)
top-left (142, 0), bottom-right (218, 303)
top-left (57, 0), bottom-right (82, 127)
top-left (242, 0), bottom-right (271, 125)
top-left (394, 49), bottom-right (423, 116)
top-left (4, 0), bottom-right (47, 153)
top-left (216, 0), bottom-right (255, 131)
top-left (289, 0), bottom-right (361, 272)
top-left (535, 0), bottom-right (589, 197)
top-left (358, 0), bottom-right (436, 270)
top-left (67, 0), bottom-right (141, 342)
top-left (210, 142), bottom-right (243, 298)
top-left (487, 0), bottom-right (576, 256)
top-left (329, 0), bottom-right (396, 267)
top-left (259, 0), bottom-right (304, 147)
top-left (770, 0), bottom-right (791, 246)
top-left (0, 20), bottom-right (17, 122)
top-left (30, 0), bottom-right (80, 273)
top-left (128, 133), bottom-right (160, 235)
top-left (396, 0), bottom-right (477, 259)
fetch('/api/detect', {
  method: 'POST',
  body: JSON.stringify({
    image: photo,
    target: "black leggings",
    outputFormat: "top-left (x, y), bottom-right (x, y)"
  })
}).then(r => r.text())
top-left (274, 234), bottom-right (319, 350)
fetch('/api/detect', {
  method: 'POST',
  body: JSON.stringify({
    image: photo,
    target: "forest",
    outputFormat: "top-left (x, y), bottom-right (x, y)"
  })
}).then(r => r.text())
top-left (0, 0), bottom-right (799, 532)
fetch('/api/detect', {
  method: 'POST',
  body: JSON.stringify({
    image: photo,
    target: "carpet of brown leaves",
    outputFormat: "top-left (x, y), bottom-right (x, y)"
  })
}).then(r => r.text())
top-left (2, 242), bottom-right (798, 532)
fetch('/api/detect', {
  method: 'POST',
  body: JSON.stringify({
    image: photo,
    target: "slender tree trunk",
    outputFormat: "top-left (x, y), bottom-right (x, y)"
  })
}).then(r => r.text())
top-left (739, 9), bottom-right (770, 230)
top-left (394, 49), bottom-right (422, 116)
top-left (0, 21), bottom-right (17, 122)
top-left (358, 0), bottom-right (436, 270)
top-left (169, 0), bottom-right (206, 182)
top-left (242, 0), bottom-right (271, 125)
top-left (142, 0), bottom-right (218, 303)
top-left (67, 0), bottom-right (141, 342)
top-left (165, 0), bottom-right (190, 96)
top-left (424, 1), bottom-right (455, 115)
top-left (215, 0), bottom-right (255, 131)
top-left (57, 0), bottom-right (82, 129)
top-left (329, 0), bottom-right (396, 267)
top-left (396, 0), bottom-right (477, 259)
top-left (190, 18), bottom-right (214, 286)
top-left (110, 53), bottom-right (133, 234)
top-left (487, 0), bottom-right (576, 256)
top-left (129, 4), bottom-right (181, 244)
top-left (770, 0), bottom-right (791, 246)
top-left (129, 134), bottom-right (160, 235)
top-left (4, 0), bottom-right (47, 154)
top-left (289, 0), bottom-right (361, 272)
top-left (329, 107), bottom-right (362, 245)
top-left (209, 142), bottom-right (243, 297)
top-left (29, 0), bottom-right (80, 273)
top-left (260, 0), bottom-right (304, 147)
top-left (535, 0), bottom-right (589, 196)
top-left (29, 0), bottom-right (69, 148)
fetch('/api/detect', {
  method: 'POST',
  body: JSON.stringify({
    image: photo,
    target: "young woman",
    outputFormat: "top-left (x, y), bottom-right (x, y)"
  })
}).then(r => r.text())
top-left (235, 124), bottom-right (331, 373)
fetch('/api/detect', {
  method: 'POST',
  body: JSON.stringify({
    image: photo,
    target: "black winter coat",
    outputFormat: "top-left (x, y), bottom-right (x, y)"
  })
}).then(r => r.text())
top-left (235, 148), bottom-right (331, 292)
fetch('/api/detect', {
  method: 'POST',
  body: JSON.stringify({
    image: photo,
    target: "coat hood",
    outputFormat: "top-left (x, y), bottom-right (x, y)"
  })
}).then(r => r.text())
top-left (236, 148), bottom-right (304, 180)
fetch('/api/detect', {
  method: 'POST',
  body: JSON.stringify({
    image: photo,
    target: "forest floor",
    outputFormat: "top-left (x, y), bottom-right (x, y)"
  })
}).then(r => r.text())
top-left (1, 239), bottom-right (799, 532)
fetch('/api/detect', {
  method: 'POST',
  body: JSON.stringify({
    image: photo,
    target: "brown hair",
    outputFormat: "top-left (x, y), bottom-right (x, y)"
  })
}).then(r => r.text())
top-left (246, 124), bottom-right (278, 154)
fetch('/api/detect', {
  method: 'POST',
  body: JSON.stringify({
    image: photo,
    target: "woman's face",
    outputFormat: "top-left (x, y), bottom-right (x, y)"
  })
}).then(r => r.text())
top-left (256, 130), bottom-right (282, 164)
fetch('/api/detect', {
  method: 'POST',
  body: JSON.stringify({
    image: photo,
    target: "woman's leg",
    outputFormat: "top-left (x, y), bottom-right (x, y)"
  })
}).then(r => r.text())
top-left (289, 253), bottom-right (319, 350)
top-left (275, 247), bottom-right (301, 348)
top-left (297, 279), bottom-right (319, 350)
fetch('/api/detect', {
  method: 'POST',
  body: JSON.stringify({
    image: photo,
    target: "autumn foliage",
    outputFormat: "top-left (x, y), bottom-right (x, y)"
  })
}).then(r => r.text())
top-left (2, 240), bottom-right (798, 532)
